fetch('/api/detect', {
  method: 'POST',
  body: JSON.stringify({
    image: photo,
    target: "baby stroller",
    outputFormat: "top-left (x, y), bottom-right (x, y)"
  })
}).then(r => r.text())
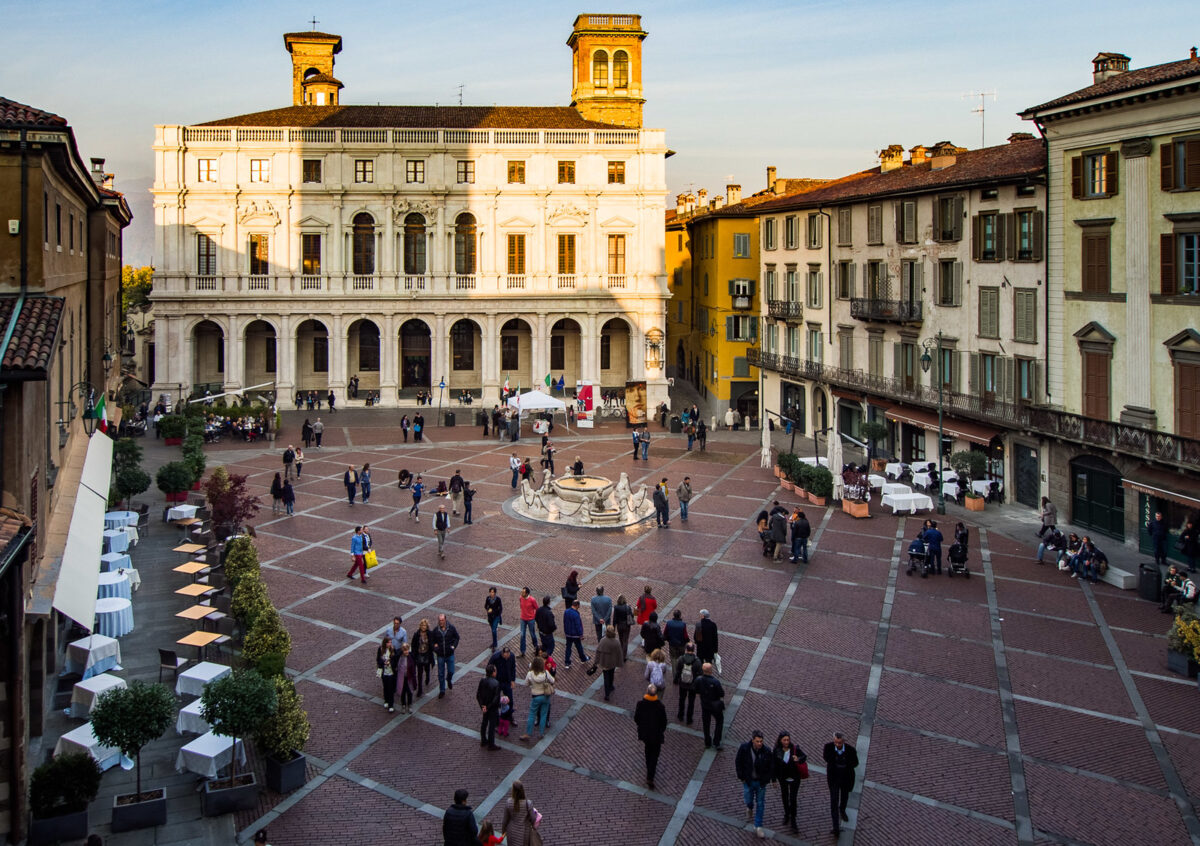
top-left (906, 538), bottom-right (933, 578)
top-left (947, 541), bottom-right (970, 578)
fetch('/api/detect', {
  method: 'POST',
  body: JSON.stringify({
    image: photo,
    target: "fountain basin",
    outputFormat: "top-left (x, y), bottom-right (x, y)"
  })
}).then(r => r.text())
top-left (551, 475), bottom-right (616, 503)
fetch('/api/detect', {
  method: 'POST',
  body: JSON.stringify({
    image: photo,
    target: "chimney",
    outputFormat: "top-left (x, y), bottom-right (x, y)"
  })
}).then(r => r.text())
top-left (684, 193), bottom-right (695, 214)
top-left (1191, 46), bottom-right (1198, 62)
top-left (713, 196), bottom-right (726, 209)
top-left (1092, 52), bottom-right (1130, 84)
top-left (726, 184), bottom-right (741, 205)
top-left (879, 144), bottom-right (905, 173)
top-left (909, 145), bottom-right (928, 166)
top-left (103, 174), bottom-right (115, 191)
top-left (676, 194), bottom-right (687, 215)
top-left (697, 188), bottom-right (707, 208)
top-left (1008, 132), bottom-right (1034, 144)
top-left (90, 157), bottom-right (105, 185)
top-left (766, 166), bottom-right (777, 191)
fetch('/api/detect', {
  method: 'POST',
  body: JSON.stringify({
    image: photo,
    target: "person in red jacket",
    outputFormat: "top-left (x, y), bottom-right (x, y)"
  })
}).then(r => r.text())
top-left (636, 584), bottom-right (657, 625)
top-left (518, 587), bottom-right (539, 657)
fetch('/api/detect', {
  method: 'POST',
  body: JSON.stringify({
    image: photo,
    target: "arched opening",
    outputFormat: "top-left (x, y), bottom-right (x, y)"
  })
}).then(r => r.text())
top-left (592, 49), bottom-right (609, 88)
top-left (500, 318), bottom-right (532, 388)
top-left (303, 67), bottom-right (321, 81)
top-left (613, 50), bottom-right (629, 89)
top-left (295, 319), bottom-right (329, 391)
top-left (449, 318), bottom-right (481, 392)
top-left (192, 319), bottom-right (224, 390)
top-left (403, 213), bottom-right (426, 276)
top-left (781, 381), bottom-right (806, 433)
top-left (399, 319), bottom-right (431, 391)
top-left (813, 386), bottom-right (828, 434)
top-left (550, 318), bottom-right (582, 393)
top-left (1070, 455), bottom-right (1125, 540)
top-left (347, 319), bottom-right (380, 392)
top-left (243, 319), bottom-right (277, 390)
top-left (352, 212), bottom-right (375, 276)
top-left (454, 212), bottom-right (477, 277)
top-left (600, 318), bottom-right (630, 389)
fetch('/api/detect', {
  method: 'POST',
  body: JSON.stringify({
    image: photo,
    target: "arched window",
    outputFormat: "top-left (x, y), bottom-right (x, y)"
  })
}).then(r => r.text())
top-left (403, 213), bottom-right (426, 275)
top-left (352, 212), bottom-right (374, 275)
top-left (613, 50), bottom-right (629, 89)
top-left (454, 212), bottom-right (476, 275)
top-left (592, 50), bottom-right (609, 88)
top-left (304, 67), bottom-right (320, 81)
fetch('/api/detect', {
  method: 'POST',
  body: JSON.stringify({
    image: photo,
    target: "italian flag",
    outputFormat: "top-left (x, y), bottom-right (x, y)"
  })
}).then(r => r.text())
top-left (503, 374), bottom-right (510, 393)
top-left (94, 392), bottom-right (108, 434)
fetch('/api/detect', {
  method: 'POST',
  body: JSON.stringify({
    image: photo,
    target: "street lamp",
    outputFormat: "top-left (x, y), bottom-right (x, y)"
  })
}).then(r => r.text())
top-left (56, 381), bottom-right (100, 438)
top-left (919, 332), bottom-right (947, 515)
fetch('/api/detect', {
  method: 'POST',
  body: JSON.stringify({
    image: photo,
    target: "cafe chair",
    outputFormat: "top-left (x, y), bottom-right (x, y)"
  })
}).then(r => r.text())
top-left (158, 648), bottom-right (189, 683)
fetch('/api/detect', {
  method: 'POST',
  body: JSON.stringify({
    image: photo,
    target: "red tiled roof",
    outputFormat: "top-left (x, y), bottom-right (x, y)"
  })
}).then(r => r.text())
top-left (1021, 56), bottom-right (1200, 116)
top-left (302, 73), bottom-right (343, 86)
top-left (752, 139), bottom-right (1045, 213)
top-left (0, 297), bottom-right (64, 374)
top-left (0, 507), bottom-right (32, 568)
top-left (198, 104), bottom-right (616, 130)
top-left (0, 97), bottom-right (68, 128)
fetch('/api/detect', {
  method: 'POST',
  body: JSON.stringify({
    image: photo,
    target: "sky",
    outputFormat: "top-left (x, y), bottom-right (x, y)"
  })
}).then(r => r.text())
top-left (2, 0), bottom-right (1191, 265)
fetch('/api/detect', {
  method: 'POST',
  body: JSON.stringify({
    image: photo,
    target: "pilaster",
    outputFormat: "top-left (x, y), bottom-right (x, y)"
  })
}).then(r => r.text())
top-left (1118, 138), bottom-right (1156, 428)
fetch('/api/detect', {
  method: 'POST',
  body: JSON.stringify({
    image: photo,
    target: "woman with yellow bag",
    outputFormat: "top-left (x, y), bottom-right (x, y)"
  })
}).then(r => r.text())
top-left (346, 525), bottom-right (369, 584)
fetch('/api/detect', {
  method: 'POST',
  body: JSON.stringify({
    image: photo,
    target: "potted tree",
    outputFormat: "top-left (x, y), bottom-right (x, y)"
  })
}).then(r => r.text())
top-left (90, 681), bottom-right (176, 832)
top-left (861, 421), bottom-right (889, 472)
top-left (158, 415), bottom-right (187, 446)
top-left (841, 466), bottom-right (871, 519)
top-left (156, 461), bottom-right (193, 503)
top-left (950, 450), bottom-right (989, 512)
top-left (231, 571), bottom-right (272, 640)
top-left (244, 606), bottom-right (292, 678)
top-left (199, 669), bottom-right (278, 815)
top-left (203, 467), bottom-right (261, 541)
top-left (222, 536), bottom-right (261, 593)
top-left (791, 462), bottom-right (814, 497)
top-left (28, 752), bottom-right (102, 845)
top-left (808, 466), bottom-right (833, 506)
top-left (256, 676), bottom-right (311, 794)
top-left (1167, 605), bottom-right (1200, 678)
top-left (778, 453), bottom-right (799, 492)
top-left (183, 432), bottom-right (206, 490)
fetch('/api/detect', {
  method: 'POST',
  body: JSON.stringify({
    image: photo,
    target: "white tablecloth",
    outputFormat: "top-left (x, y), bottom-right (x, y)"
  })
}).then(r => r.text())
top-left (972, 480), bottom-right (1001, 497)
top-left (176, 698), bottom-right (211, 735)
top-left (913, 471), bottom-right (934, 488)
top-left (54, 722), bottom-right (129, 772)
top-left (942, 481), bottom-right (960, 502)
top-left (884, 462), bottom-right (906, 479)
top-left (800, 456), bottom-right (829, 467)
top-left (70, 672), bottom-right (127, 718)
top-left (104, 510), bottom-right (138, 530)
top-left (65, 634), bottom-right (121, 679)
top-left (176, 661), bottom-right (230, 698)
top-left (96, 571), bottom-right (132, 601)
top-left (122, 525), bottom-right (140, 546)
top-left (868, 474), bottom-right (886, 489)
top-left (94, 597), bottom-right (134, 638)
top-left (167, 504), bottom-right (199, 522)
top-left (100, 552), bottom-right (131, 572)
top-left (882, 483), bottom-right (912, 497)
top-left (175, 730), bottom-right (245, 778)
top-left (102, 529), bottom-right (129, 554)
top-left (882, 492), bottom-right (935, 514)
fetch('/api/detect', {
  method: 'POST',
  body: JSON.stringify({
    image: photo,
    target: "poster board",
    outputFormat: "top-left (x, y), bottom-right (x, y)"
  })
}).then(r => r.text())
top-left (576, 381), bottom-right (594, 428)
top-left (625, 381), bottom-right (647, 426)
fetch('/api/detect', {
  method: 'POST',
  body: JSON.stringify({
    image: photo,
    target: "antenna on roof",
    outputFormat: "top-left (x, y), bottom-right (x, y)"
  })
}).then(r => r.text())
top-left (963, 90), bottom-right (997, 148)
top-left (457, 84), bottom-right (464, 106)
top-left (308, 15), bottom-right (319, 30)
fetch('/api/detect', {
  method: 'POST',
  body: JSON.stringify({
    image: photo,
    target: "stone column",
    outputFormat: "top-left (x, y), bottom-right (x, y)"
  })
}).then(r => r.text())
top-left (433, 313), bottom-right (447, 397)
top-left (277, 314), bottom-right (295, 399)
top-left (381, 314), bottom-right (398, 405)
top-left (1118, 138), bottom-right (1156, 429)
top-left (224, 316), bottom-right (244, 393)
top-left (482, 313), bottom-right (498, 404)
top-left (581, 312), bottom-right (599, 386)
top-left (532, 313), bottom-right (547, 388)
top-left (330, 313), bottom-right (347, 395)
top-left (151, 315), bottom-right (178, 398)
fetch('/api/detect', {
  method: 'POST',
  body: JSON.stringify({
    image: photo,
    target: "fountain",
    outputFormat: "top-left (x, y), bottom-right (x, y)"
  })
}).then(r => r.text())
top-left (509, 472), bottom-right (656, 527)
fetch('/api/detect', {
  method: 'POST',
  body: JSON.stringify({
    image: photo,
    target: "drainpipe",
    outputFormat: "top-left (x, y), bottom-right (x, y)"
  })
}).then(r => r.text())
top-left (1033, 117), bottom-right (1050, 405)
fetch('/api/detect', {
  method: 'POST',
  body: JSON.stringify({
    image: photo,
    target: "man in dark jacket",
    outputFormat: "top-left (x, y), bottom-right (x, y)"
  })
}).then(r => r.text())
top-left (535, 595), bottom-right (557, 657)
top-left (823, 732), bottom-right (860, 836)
top-left (282, 445), bottom-right (295, 481)
top-left (487, 646), bottom-right (518, 721)
top-left (442, 788), bottom-right (477, 845)
top-left (790, 508), bottom-right (811, 563)
top-left (475, 665), bottom-right (501, 750)
top-left (694, 609), bottom-right (719, 663)
top-left (921, 520), bottom-right (945, 575)
top-left (1149, 511), bottom-right (1170, 568)
top-left (431, 614), bottom-right (460, 698)
top-left (674, 643), bottom-right (701, 723)
top-left (563, 600), bottom-right (589, 667)
top-left (769, 509), bottom-right (788, 561)
top-left (640, 612), bottom-right (664, 655)
top-left (633, 683), bottom-right (668, 790)
top-left (663, 609), bottom-right (690, 664)
top-left (653, 479), bottom-right (670, 527)
top-left (693, 662), bottom-right (725, 749)
top-left (736, 730), bottom-right (775, 836)
top-left (589, 586), bottom-right (614, 642)
top-left (449, 469), bottom-right (465, 515)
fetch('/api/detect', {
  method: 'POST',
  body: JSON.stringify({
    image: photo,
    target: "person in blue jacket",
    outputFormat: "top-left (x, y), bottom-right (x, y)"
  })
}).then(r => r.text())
top-left (921, 519), bottom-right (945, 575)
top-left (563, 600), bottom-right (590, 668)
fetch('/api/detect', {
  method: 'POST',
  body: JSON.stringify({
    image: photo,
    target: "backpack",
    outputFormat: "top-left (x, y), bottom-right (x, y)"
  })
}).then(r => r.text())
top-left (649, 662), bottom-right (665, 688)
top-left (1183, 580), bottom-right (1198, 601)
top-left (679, 657), bottom-right (695, 685)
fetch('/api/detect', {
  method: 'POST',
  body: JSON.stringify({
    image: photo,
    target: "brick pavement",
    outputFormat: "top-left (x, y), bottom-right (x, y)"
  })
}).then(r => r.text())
top-left (207, 422), bottom-right (1200, 845)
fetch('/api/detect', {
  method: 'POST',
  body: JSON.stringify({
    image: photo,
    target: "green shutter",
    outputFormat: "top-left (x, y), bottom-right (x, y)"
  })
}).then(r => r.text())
top-left (952, 196), bottom-right (964, 241)
top-left (1032, 211), bottom-right (1045, 262)
top-left (1162, 141), bottom-right (1176, 190)
top-left (726, 316), bottom-right (734, 341)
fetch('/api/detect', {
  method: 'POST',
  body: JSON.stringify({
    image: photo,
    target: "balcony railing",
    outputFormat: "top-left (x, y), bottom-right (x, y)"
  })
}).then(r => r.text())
top-left (850, 298), bottom-right (923, 323)
top-left (299, 275), bottom-right (322, 290)
top-left (453, 274), bottom-right (476, 290)
top-left (557, 274), bottom-right (577, 290)
top-left (767, 300), bottom-right (803, 319)
top-left (403, 275), bottom-right (427, 291)
top-left (351, 275), bottom-right (375, 291)
top-left (749, 348), bottom-right (1200, 471)
top-left (194, 275), bottom-right (217, 291)
top-left (506, 275), bottom-right (526, 290)
top-left (607, 274), bottom-right (627, 289)
top-left (247, 275), bottom-right (271, 291)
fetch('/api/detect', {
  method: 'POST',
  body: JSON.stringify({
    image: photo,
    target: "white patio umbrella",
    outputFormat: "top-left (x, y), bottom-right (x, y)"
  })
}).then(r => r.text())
top-left (760, 421), bottom-right (772, 469)
top-left (828, 433), bottom-right (845, 500)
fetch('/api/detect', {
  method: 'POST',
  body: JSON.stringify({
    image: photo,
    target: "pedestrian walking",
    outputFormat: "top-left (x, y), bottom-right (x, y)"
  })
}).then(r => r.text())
top-left (631, 427), bottom-right (640, 460)
top-left (694, 609), bottom-right (719, 664)
top-left (520, 657), bottom-right (555, 741)
top-left (346, 525), bottom-right (368, 583)
top-left (462, 481), bottom-right (475, 524)
top-left (510, 452), bottom-right (521, 489)
top-left (563, 600), bottom-right (589, 667)
top-left (478, 821), bottom-right (502, 846)
top-left (790, 508), bottom-right (811, 563)
top-left (922, 519), bottom-right (944, 575)
top-left (736, 730), bottom-right (775, 838)
top-left (476, 665), bottom-right (501, 750)
top-left (414, 413), bottom-right (424, 442)
top-left (500, 780), bottom-right (542, 846)
top-left (488, 645), bottom-right (518, 719)
top-left (344, 465), bottom-right (359, 505)
top-left (589, 585), bottom-right (613, 642)
top-left (450, 469), bottom-right (465, 515)
top-left (697, 419), bottom-right (707, 451)
top-left (312, 417), bottom-right (324, 447)
top-left (535, 595), bottom-right (557, 657)
top-left (644, 648), bottom-right (670, 704)
top-left (442, 788), bottom-right (477, 846)
top-left (281, 480), bottom-right (295, 516)
top-left (561, 570), bottom-right (580, 606)
top-left (640, 612), bottom-right (664, 657)
top-left (664, 609), bottom-right (689, 664)
top-left (396, 643), bottom-right (417, 714)
top-left (435, 504), bottom-right (450, 559)
top-left (376, 636), bottom-right (399, 712)
top-left (770, 508), bottom-right (788, 562)
top-left (485, 587), bottom-right (503, 650)
top-left (360, 463), bottom-right (372, 503)
top-left (675, 643), bottom-right (701, 723)
top-left (1181, 519), bottom-right (1199, 573)
top-left (634, 683), bottom-right (668, 790)
top-left (693, 662), bottom-right (725, 749)
top-left (301, 418), bottom-right (313, 447)
top-left (1149, 510), bottom-right (1170, 568)
top-left (1037, 496), bottom-right (1058, 538)
top-left (282, 444), bottom-right (296, 481)
top-left (413, 618), bottom-right (434, 696)
top-left (686, 421), bottom-right (696, 451)
top-left (410, 475), bottom-right (424, 521)
top-left (381, 616), bottom-right (407, 650)
top-left (774, 732), bottom-right (808, 833)
top-left (432, 614), bottom-right (460, 698)
top-left (270, 472), bottom-right (283, 515)
top-left (640, 426), bottom-right (651, 460)
top-left (677, 477), bottom-right (693, 521)
top-left (823, 732), bottom-right (859, 837)
top-left (401, 415), bottom-right (410, 443)
top-left (636, 585), bottom-right (657, 625)
top-left (518, 587), bottom-right (539, 657)
top-left (593, 625), bottom-right (623, 701)
top-left (614, 593), bottom-right (635, 660)
top-left (653, 479), bottom-right (670, 527)
top-left (294, 446), bottom-right (304, 478)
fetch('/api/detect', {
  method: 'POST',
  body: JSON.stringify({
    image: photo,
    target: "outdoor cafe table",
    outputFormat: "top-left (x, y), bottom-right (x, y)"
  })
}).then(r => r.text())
top-left (54, 722), bottom-right (129, 772)
top-left (177, 604), bottom-right (216, 622)
top-left (914, 469), bottom-right (959, 488)
top-left (176, 661), bottom-right (229, 697)
top-left (942, 481), bottom-right (961, 502)
top-left (868, 474), bottom-right (887, 489)
top-left (177, 630), bottom-right (223, 662)
top-left (103, 510), bottom-right (138, 530)
top-left (176, 730), bottom-right (245, 779)
top-left (881, 492), bottom-right (935, 514)
top-left (121, 525), bottom-right (140, 546)
top-left (64, 634), bottom-right (121, 679)
top-left (176, 582), bottom-right (215, 599)
top-left (96, 570), bottom-right (132, 601)
top-left (972, 479), bottom-right (1002, 497)
top-left (69, 672), bottom-right (127, 718)
top-left (884, 462), bottom-right (906, 479)
top-left (882, 483), bottom-right (912, 497)
top-left (166, 503), bottom-right (199, 522)
top-left (100, 551), bottom-right (131, 572)
top-left (176, 697), bottom-right (211, 735)
top-left (102, 529), bottom-right (129, 554)
top-left (94, 597), bottom-right (134, 638)
top-left (173, 560), bottom-right (210, 581)
top-left (173, 542), bottom-right (206, 555)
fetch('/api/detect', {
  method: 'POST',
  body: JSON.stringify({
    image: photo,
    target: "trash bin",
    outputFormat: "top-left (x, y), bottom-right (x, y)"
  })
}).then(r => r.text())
top-left (444, 412), bottom-right (455, 427)
top-left (670, 416), bottom-right (682, 434)
top-left (1139, 562), bottom-right (1161, 602)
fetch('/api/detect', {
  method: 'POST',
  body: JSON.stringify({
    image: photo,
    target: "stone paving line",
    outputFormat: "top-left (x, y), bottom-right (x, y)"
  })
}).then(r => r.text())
top-left (210, 434), bottom-right (1200, 845)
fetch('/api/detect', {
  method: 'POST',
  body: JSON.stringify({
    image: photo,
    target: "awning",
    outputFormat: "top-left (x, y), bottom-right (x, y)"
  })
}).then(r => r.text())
top-left (52, 432), bottom-right (112, 629)
top-left (1122, 467), bottom-right (1200, 509)
top-left (831, 388), bottom-right (862, 403)
top-left (885, 406), bottom-right (1000, 446)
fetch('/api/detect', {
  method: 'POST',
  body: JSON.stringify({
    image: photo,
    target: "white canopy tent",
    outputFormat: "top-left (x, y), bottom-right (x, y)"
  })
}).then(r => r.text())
top-left (506, 390), bottom-right (569, 434)
top-left (53, 432), bottom-right (113, 630)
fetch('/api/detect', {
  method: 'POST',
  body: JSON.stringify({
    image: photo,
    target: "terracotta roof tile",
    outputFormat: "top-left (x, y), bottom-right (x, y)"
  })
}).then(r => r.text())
top-left (0, 97), bottom-right (68, 128)
top-left (0, 297), bottom-right (64, 374)
top-left (198, 104), bottom-right (616, 130)
top-left (0, 507), bottom-right (31, 565)
top-left (1021, 56), bottom-right (1200, 116)
top-left (302, 73), bottom-right (343, 86)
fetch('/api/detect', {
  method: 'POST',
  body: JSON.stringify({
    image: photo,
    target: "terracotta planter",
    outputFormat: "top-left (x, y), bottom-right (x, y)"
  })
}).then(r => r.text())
top-left (165, 491), bottom-right (189, 503)
top-left (964, 496), bottom-right (986, 512)
top-left (842, 499), bottom-right (870, 518)
top-left (781, 480), bottom-right (794, 492)
top-left (808, 493), bottom-right (827, 506)
top-left (774, 467), bottom-right (783, 478)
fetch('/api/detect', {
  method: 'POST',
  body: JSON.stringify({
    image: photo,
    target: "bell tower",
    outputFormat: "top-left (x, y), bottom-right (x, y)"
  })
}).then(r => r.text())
top-left (283, 31), bottom-right (344, 106)
top-left (567, 14), bottom-right (647, 128)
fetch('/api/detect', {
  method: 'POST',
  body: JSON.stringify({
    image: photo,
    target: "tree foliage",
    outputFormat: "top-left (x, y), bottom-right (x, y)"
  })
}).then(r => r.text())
top-left (222, 536), bottom-right (260, 592)
top-left (30, 752), bottom-right (102, 818)
top-left (203, 467), bottom-right (260, 538)
top-left (200, 669), bottom-right (277, 778)
top-left (244, 606), bottom-right (291, 667)
top-left (232, 570), bottom-right (271, 632)
top-left (90, 681), bottom-right (176, 796)
top-left (115, 466), bottom-right (151, 508)
top-left (255, 676), bottom-right (310, 762)
top-left (121, 265), bottom-right (153, 319)
top-left (155, 461), bottom-right (193, 495)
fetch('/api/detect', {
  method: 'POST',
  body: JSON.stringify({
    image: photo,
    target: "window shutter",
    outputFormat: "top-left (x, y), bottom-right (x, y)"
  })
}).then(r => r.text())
top-left (972, 215), bottom-right (982, 262)
top-left (1186, 139), bottom-right (1200, 190)
top-left (1032, 211), bottom-right (1045, 261)
top-left (994, 214), bottom-right (1007, 262)
top-left (968, 353), bottom-right (979, 394)
top-left (1071, 156), bottom-right (1083, 199)
top-left (951, 351), bottom-right (962, 393)
top-left (1096, 234), bottom-right (1110, 292)
top-left (894, 202), bottom-right (902, 242)
top-left (915, 262), bottom-right (924, 296)
top-left (893, 343), bottom-right (902, 381)
top-left (817, 272), bottom-right (824, 307)
top-left (750, 317), bottom-right (759, 342)
top-left (1014, 293), bottom-right (1025, 342)
top-left (933, 260), bottom-right (941, 299)
top-left (904, 201), bottom-right (916, 243)
top-left (953, 261), bottom-right (963, 306)
top-left (1161, 141), bottom-right (1176, 190)
top-left (725, 317), bottom-right (734, 341)
top-left (849, 263), bottom-right (857, 298)
top-left (1032, 361), bottom-right (1043, 404)
top-left (1161, 232), bottom-right (1177, 295)
top-left (1105, 152), bottom-right (1119, 196)
top-left (999, 356), bottom-right (1015, 402)
top-left (1004, 213), bottom-right (1017, 261)
top-left (952, 196), bottom-right (964, 241)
